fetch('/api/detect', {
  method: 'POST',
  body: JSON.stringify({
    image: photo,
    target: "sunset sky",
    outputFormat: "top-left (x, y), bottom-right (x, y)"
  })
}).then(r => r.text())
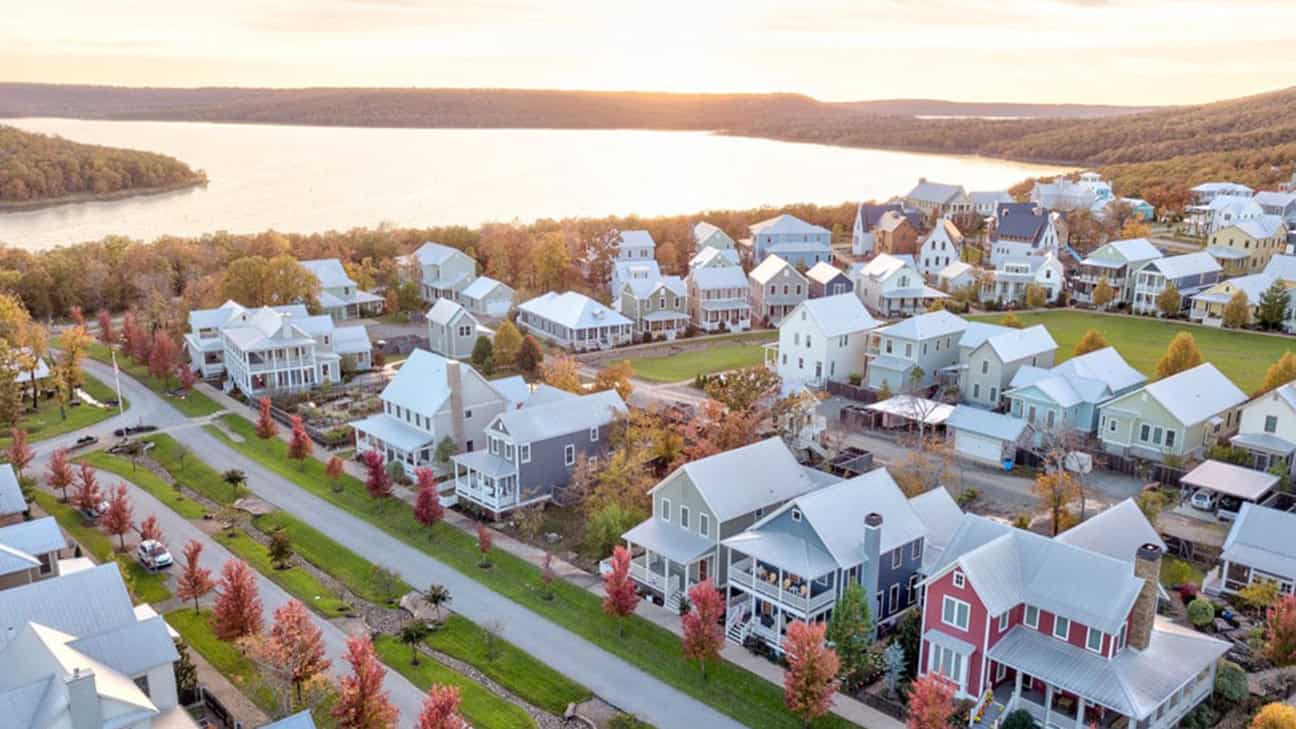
top-left (6, 0), bottom-right (1296, 105)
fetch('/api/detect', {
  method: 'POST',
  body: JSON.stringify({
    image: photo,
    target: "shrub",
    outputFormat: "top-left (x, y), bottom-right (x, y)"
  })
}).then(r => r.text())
top-left (1188, 598), bottom-right (1216, 629)
top-left (1182, 703), bottom-right (1219, 729)
top-left (1178, 583), bottom-right (1200, 602)
top-left (1162, 558), bottom-right (1201, 590)
top-left (1215, 660), bottom-right (1248, 706)
top-left (848, 373), bottom-right (863, 386)
top-left (956, 488), bottom-right (980, 507)
top-left (1002, 709), bottom-right (1037, 729)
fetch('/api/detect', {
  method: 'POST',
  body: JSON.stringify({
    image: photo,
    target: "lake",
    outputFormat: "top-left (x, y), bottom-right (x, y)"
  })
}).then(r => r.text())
top-left (0, 118), bottom-right (1068, 251)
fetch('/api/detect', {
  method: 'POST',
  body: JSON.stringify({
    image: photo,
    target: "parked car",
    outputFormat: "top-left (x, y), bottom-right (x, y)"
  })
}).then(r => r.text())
top-left (113, 424), bottom-right (158, 437)
top-left (79, 499), bottom-right (109, 520)
top-left (137, 540), bottom-right (173, 570)
top-left (69, 435), bottom-right (100, 450)
top-left (1190, 488), bottom-right (1219, 511)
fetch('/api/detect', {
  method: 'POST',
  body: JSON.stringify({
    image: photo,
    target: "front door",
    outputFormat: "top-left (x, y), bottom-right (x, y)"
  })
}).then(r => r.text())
top-left (698, 557), bottom-right (710, 582)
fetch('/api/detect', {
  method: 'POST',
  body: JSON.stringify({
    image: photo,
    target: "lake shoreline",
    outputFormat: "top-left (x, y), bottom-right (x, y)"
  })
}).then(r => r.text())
top-left (0, 177), bottom-right (209, 214)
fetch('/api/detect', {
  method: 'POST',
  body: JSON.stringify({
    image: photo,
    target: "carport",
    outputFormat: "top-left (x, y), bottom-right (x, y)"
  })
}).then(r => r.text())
top-left (1180, 460), bottom-right (1280, 520)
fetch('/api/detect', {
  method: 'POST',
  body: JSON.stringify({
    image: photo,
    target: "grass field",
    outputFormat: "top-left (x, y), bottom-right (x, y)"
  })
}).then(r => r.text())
top-left (213, 527), bottom-right (353, 616)
top-left (0, 373), bottom-right (123, 448)
top-left (86, 342), bottom-right (224, 417)
top-left (144, 433), bottom-right (243, 505)
top-left (252, 511), bottom-right (412, 605)
top-left (968, 310), bottom-right (1295, 393)
top-left (80, 450), bottom-right (208, 519)
top-left (206, 413), bottom-right (860, 729)
top-left (627, 332), bottom-right (776, 383)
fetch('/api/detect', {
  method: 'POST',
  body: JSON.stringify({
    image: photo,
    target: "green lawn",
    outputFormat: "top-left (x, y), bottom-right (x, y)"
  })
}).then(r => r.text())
top-left (628, 336), bottom-right (775, 383)
top-left (86, 342), bottom-right (224, 418)
top-left (79, 450), bottom-right (207, 519)
top-left (252, 511), bottom-right (412, 605)
top-left (144, 433), bottom-right (243, 506)
top-left (206, 414), bottom-right (860, 729)
top-left (0, 373), bottom-right (124, 448)
top-left (213, 527), bottom-right (353, 617)
top-left (373, 635), bottom-right (537, 729)
top-left (428, 615), bottom-right (591, 715)
top-left (119, 556), bottom-right (173, 603)
top-left (968, 310), bottom-right (1295, 393)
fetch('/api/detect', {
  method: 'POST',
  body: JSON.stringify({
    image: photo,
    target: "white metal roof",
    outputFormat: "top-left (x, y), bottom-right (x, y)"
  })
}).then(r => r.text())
top-left (1264, 254), bottom-right (1296, 280)
top-left (865, 396), bottom-right (955, 426)
top-left (1055, 499), bottom-right (1166, 564)
top-left (875, 310), bottom-right (968, 341)
top-left (1222, 502), bottom-right (1296, 579)
top-left (690, 264), bottom-right (748, 289)
top-left (332, 325), bottom-right (372, 355)
top-left (908, 487), bottom-right (964, 557)
top-left (623, 518), bottom-right (715, 565)
top-left (748, 255), bottom-right (801, 285)
top-left (0, 517), bottom-right (65, 560)
top-left (0, 464), bottom-right (23, 515)
top-left (350, 414), bottom-right (436, 452)
top-left (805, 261), bottom-right (847, 285)
top-left (1144, 251), bottom-right (1221, 280)
top-left (299, 258), bottom-right (355, 289)
top-left (494, 389), bottom-right (625, 443)
top-left (618, 229), bottom-right (656, 251)
top-left (748, 214), bottom-right (829, 236)
top-left (795, 294), bottom-right (879, 338)
top-left (427, 297), bottom-right (474, 326)
top-left (946, 405), bottom-right (1027, 442)
top-left (663, 438), bottom-right (822, 523)
top-left (957, 322), bottom-right (1014, 350)
top-left (937, 261), bottom-right (974, 281)
top-left (780, 467), bottom-right (930, 561)
top-left (411, 241), bottom-right (467, 266)
top-left (518, 292), bottom-right (632, 330)
top-left (983, 325), bottom-right (1057, 363)
top-left (377, 349), bottom-right (493, 416)
top-left (1133, 363), bottom-right (1247, 427)
top-left (461, 276), bottom-right (512, 301)
top-left (1181, 459), bottom-right (1279, 501)
top-left (261, 710), bottom-right (319, 729)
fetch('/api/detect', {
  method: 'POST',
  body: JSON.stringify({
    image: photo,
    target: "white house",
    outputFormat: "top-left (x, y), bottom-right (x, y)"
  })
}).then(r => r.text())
top-left (937, 261), bottom-right (976, 292)
top-left (458, 276), bottom-right (515, 318)
top-left (616, 230), bottom-right (657, 261)
top-left (1030, 171), bottom-right (1113, 212)
top-left (981, 254), bottom-right (1064, 307)
top-left (0, 516), bottom-right (66, 589)
top-left (865, 309), bottom-right (972, 393)
top-left (693, 221), bottom-right (737, 254)
top-left (1230, 382), bottom-right (1296, 472)
top-left (903, 180), bottom-right (972, 219)
top-left (611, 259), bottom-right (662, 297)
top-left (426, 299), bottom-right (485, 360)
top-left (687, 262), bottom-right (751, 333)
top-left (749, 255), bottom-right (808, 326)
top-left (946, 405), bottom-right (1029, 466)
top-left (689, 245), bottom-right (740, 270)
top-left (917, 220), bottom-right (964, 279)
top-left (299, 258), bottom-right (384, 320)
top-left (1254, 191), bottom-right (1296, 226)
top-left (404, 241), bottom-right (478, 303)
top-left (988, 205), bottom-right (1063, 268)
top-left (517, 291), bottom-right (633, 351)
top-left (852, 254), bottom-right (948, 318)
top-left (959, 325), bottom-right (1058, 408)
top-left (1189, 195), bottom-right (1264, 237)
top-left (1190, 182), bottom-right (1254, 206)
top-left (768, 294), bottom-right (879, 389)
top-left (746, 215), bottom-right (832, 269)
top-left (969, 191), bottom-right (1014, 217)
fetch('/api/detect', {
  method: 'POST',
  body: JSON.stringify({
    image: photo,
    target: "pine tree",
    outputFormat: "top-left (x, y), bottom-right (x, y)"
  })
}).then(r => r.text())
top-left (212, 560), bottom-right (263, 641)
top-left (470, 336), bottom-right (494, 375)
top-left (1072, 329), bottom-right (1108, 357)
top-left (333, 635), bottom-right (399, 729)
top-left (826, 583), bottom-right (875, 689)
top-left (1154, 332), bottom-right (1204, 379)
top-left (1258, 280), bottom-right (1292, 330)
top-left (602, 545), bottom-right (639, 637)
top-left (681, 579), bottom-right (725, 678)
top-left (783, 620), bottom-right (841, 728)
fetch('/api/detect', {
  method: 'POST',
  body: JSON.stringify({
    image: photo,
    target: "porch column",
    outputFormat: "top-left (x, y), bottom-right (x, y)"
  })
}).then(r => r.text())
top-left (663, 556), bottom-right (672, 596)
top-left (1012, 671), bottom-right (1023, 710)
top-left (1075, 697), bottom-right (1086, 729)
top-left (1043, 684), bottom-right (1053, 729)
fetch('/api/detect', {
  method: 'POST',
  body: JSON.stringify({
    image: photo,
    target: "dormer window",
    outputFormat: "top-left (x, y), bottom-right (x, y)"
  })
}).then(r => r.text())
top-left (1053, 616), bottom-right (1071, 640)
top-left (791, 508), bottom-right (802, 522)
top-left (1086, 627), bottom-right (1103, 653)
top-left (952, 570), bottom-right (965, 589)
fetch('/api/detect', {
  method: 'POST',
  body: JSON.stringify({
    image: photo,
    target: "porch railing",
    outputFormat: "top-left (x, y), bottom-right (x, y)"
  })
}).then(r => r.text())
top-left (730, 558), bottom-right (837, 614)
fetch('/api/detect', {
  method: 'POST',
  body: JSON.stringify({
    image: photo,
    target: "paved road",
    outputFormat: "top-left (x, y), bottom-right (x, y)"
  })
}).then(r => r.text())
top-left (78, 361), bottom-right (748, 729)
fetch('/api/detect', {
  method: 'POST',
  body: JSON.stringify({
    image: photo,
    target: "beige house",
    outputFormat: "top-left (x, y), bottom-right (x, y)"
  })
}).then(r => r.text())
top-left (1206, 217), bottom-right (1288, 276)
top-left (749, 255), bottom-right (808, 326)
top-left (617, 275), bottom-right (690, 341)
top-left (1098, 363), bottom-right (1247, 463)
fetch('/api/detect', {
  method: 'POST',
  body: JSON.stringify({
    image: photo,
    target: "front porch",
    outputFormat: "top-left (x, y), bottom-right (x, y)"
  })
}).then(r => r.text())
top-left (696, 301), bottom-right (752, 332)
top-left (637, 311), bottom-right (689, 341)
top-left (619, 517), bottom-right (717, 611)
top-left (352, 414), bottom-right (437, 478)
top-left (450, 449), bottom-right (525, 517)
top-left (977, 676), bottom-right (1128, 729)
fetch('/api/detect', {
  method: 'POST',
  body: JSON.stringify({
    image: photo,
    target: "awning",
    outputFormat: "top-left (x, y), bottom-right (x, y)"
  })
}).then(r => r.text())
top-left (865, 396), bottom-right (955, 426)
top-left (351, 414), bottom-right (435, 453)
top-left (1230, 432), bottom-right (1296, 455)
top-left (723, 529), bottom-right (838, 578)
top-left (923, 629), bottom-right (975, 656)
top-left (623, 518), bottom-right (715, 565)
top-left (1181, 459), bottom-right (1279, 501)
top-left (867, 355), bottom-right (916, 374)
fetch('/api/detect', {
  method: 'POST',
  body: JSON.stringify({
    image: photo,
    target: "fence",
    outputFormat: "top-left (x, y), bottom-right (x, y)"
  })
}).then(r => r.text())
top-left (859, 691), bottom-right (908, 721)
top-left (1104, 454), bottom-right (1187, 489)
top-left (826, 380), bottom-right (878, 403)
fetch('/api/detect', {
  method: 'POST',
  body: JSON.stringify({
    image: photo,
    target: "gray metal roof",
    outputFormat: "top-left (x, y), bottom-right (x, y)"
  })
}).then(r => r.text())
top-left (1230, 431), bottom-right (1296, 455)
top-left (495, 389), bottom-right (626, 444)
top-left (69, 616), bottom-right (180, 677)
top-left (260, 710), bottom-right (319, 729)
top-left (795, 294), bottom-right (879, 338)
top-left (1055, 499), bottom-right (1165, 564)
top-left (1222, 502), bottom-right (1296, 579)
top-left (623, 518), bottom-right (714, 565)
top-left (875, 310), bottom-right (969, 341)
top-left (518, 291), bottom-right (632, 329)
top-left (906, 180), bottom-right (967, 205)
top-left (923, 628), bottom-right (975, 656)
top-left (1181, 460), bottom-right (1279, 501)
top-left (1145, 252), bottom-right (1220, 280)
top-left (689, 264), bottom-right (748, 289)
top-left (984, 325), bottom-right (1057, 363)
top-left (723, 526), bottom-right (838, 578)
top-left (665, 438), bottom-right (820, 523)
top-left (1119, 363), bottom-right (1246, 427)
top-left (0, 517), bottom-right (66, 559)
top-left (779, 467), bottom-right (928, 563)
top-left (0, 465), bottom-right (24, 516)
top-left (946, 405), bottom-right (1027, 442)
top-left (908, 488), bottom-right (964, 556)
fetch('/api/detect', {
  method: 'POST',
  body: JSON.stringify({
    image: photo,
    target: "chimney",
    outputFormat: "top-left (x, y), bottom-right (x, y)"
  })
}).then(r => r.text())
top-left (446, 360), bottom-right (467, 450)
top-left (860, 512), bottom-right (884, 628)
top-left (67, 667), bottom-right (101, 729)
top-left (1129, 543), bottom-right (1162, 651)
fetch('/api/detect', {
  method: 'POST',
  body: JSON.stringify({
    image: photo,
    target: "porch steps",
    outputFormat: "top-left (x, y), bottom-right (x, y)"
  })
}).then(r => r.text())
top-left (666, 591), bottom-right (683, 613)
top-left (974, 700), bottom-right (1008, 729)
top-left (726, 618), bottom-right (751, 644)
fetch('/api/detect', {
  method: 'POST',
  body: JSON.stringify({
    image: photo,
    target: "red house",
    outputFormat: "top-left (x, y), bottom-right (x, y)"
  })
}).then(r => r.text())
top-left (919, 501), bottom-right (1228, 729)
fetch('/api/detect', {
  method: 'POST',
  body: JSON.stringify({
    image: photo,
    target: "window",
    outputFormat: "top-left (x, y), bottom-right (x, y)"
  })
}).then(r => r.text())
top-left (1086, 627), bottom-right (1103, 653)
top-left (908, 574), bottom-right (920, 604)
top-left (133, 674), bottom-right (150, 698)
top-left (928, 642), bottom-right (965, 685)
top-left (1053, 615), bottom-right (1071, 640)
top-left (990, 387), bottom-right (998, 403)
top-left (888, 583), bottom-right (900, 612)
top-left (1108, 418), bottom-right (1118, 433)
top-left (680, 506), bottom-right (690, 529)
top-left (911, 540), bottom-right (922, 560)
top-left (905, 343), bottom-right (913, 358)
top-left (464, 409), bottom-right (472, 419)
top-left (791, 508), bottom-right (802, 522)
top-left (490, 438), bottom-right (499, 455)
top-left (806, 336), bottom-right (812, 348)
top-left (660, 498), bottom-right (671, 522)
top-left (952, 570), bottom-right (965, 588)
top-left (1165, 430), bottom-right (1176, 448)
top-left (973, 384), bottom-right (981, 399)
top-left (981, 360), bottom-right (989, 374)
top-left (1153, 426), bottom-right (1163, 445)
top-left (1025, 605), bottom-right (1039, 629)
top-left (1140, 424), bottom-right (1151, 442)
top-left (941, 596), bottom-right (970, 630)
top-left (1266, 415), bottom-right (1278, 433)
top-left (1117, 623), bottom-right (1128, 651)
top-left (699, 514), bottom-right (709, 537)
top-left (999, 612), bottom-right (1010, 632)
top-left (885, 339), bottom-right (893, 354)
top-left (892, 548), bottom-right (902, 569)
top-left (519, 444), bottom-right (531, 463)
top-left (564, 444), bottom-right (576, 466)
top-left (794, 333), bottom-right (800, 345)
top-left (590, 426), bottom-right (599, 442)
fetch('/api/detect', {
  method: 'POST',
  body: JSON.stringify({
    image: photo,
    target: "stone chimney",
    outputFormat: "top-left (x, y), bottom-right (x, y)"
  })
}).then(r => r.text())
top-left (860, 513), bottom-right (884, 627)
top-left (67, 666), bottom-right (101, 729)
top-left (446, 359), bottom-right (466, 450)
top-left (1129, 543), bottom-right (1162, 651)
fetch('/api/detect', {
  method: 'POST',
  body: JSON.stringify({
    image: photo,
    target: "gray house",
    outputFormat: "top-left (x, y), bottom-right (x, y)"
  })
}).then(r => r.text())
top-left (749, 255), bottom-right (808, 326)
top-left (618, 438), bottom-right (834, 611)
top-left (805, 262), bottom-right (853, 299)
top-left (1209, 502), bottom-right (1296, 597)
top-left (426, 299), bottom-right (483, 360)
top-left (451, 389), bottom-right (626, 517)
top-left (723, 470), bottom-right (962, 652)
top-left (1098, 363), bottom-right (1247, 463)
top-left (959, 325), bottom-right (1057, 409)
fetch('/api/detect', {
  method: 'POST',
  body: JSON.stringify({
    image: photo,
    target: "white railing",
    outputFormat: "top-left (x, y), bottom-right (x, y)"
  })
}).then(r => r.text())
top-left (454, 475), bottom-right (516, 510)
top-left (629, 561), bottom-right (679, 597)
top-left (730, 558), bottom-right (836, 614)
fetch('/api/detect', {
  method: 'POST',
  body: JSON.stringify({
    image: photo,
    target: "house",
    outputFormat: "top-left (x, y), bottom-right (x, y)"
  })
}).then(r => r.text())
top-left (1105, 197), bottom-right (1156, 221)
top-left (852, 254), bottom-right (948, 318)
top-left (185, 301), bottom-right (372, 398)
top-left (875, 212), bottom-right (921, 257)
top-left (749, 255), bottom-right (808, 326)
top-left (987, 205), bottom-right (1063, 268)
top-left (299, 258), bottom-right (384, 320)
top-left (724, 469), bottom-right (961, 650)
top-left (451, 389), bottom-right (626, 517)
top-left (689, 245), bottom-right (740, 270)
top-left (1210, 503), bottom-right (1296, 597)
top-left (1230, 382), bottom-right (1296, 471)
top-left (610, 259), bottom-right (662, 297)
top-left (904, 179), bottom-right (972, 220)
top-left (0, 563), bottom-right (197, 729)
top-left (959, 325), bottom-right (1058, 409)
top-left (617, 273), bottom-right (689, 341)
top-left (919, 510), bottom-right (1228, 729)
top-left (0, 517), bottom-right (65, 589)
top-left (917, 220), bottom-right (964, 279)
top-left (352, 350), bottom-right (524, 479)
top-left (458, 276), bottom-right (515, 318)
top-left (1131, 252), bottom-right (1222, 316)
top-left (1207, 216), bottom-right (1288, 275)
top-left (1254, 191), bottom-right (1296, 226)
top-left (980, 254), bottom-right (1064, 307)
top-left (517, 291), bottom-right (633, 351)
top-left (937, 261), bottom-right (976, 292)
top-left (404, 241), bottom-right (478, 302)
top-left (805, 262), bottom-right (853, 299)
top-left (425, 299), bottom-right (484, 360)
top-left (687, 262), bottom-right (751, 333)
top-left (865, 309), bottom-right (971, 392)
top-left (1030, 171), bottom-right (1114, 212)
top-left (970, 191), bottom-right (1014, 217)
top-left (745, 215), bottom-right (832, 268)
top-left (852, 202), bottom-right (922, 256)
top-left (618, 438), bottom-right (833, 610)
top-left (1072, 238), bottom-right (1163, 306)
top-left (615, 230), bottom-right (656, 262)
top-left (768, 294), bottom-right (878, 389)
top-left (1190, 182), bottom-right (1254, 206)
top-left (693, 221), bottom-right (737, 254)
top-left (1097, 363), bottom-right (1247, 463)
top-left (1003, 347), bottom-right (1147, 437)
top-left (1180, 460), bottom-right (1279, 520)
top-left (946, 405), bottom-right (1029, 467)
top-left (0, 463), bottom-right (25, 526)
top-left (1188, 272), bottom-right (1288, 327)
top-left (1189, 195), bottom-right (1264, 238)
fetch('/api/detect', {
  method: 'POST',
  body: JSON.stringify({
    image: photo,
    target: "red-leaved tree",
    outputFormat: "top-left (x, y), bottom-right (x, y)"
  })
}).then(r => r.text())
top-left (906, 672), bottom-right (956, 729)
top-left (212, 559), bottom-right (264, 641)
top-left (476, 523), bottom-right (493, 567)
top-left (46, 447), bottom-right (75, 502)
top-left (137, 514), bottom-right (164, 543)
top-left (122, 311), bottom-right (149, 364)
top-left (6, 428), bottom-right (33, 477)
top-left (102, 482), bottom-right (135, 551)
top-left (333, 634), bottom-right (399, 729)
top-left (288, 415), bottom-right (313, 469)
top-left (256, 396), bottom-right (278, 439)
top-left (96, 308), bottom-right (115, 345)
top-left (68, 305), bottom-right (85, 328)
top-left (178, 363), bottom-right (196, 391)
top-left (326, 455), bottom-right (345, 492)
top-left (783, 620), bottom-right (841, 729)
top-left (176, 540), bottom-right (215, 613)
top-left (413, 468), bottom-right (444, 534)
top-left (250, 599), bottom-right (331, 705)
top-left (73, 462), bottom-right (102, 518)
top-left (1265, 594), bottom-right (1296, 665)
top-left (418, 684), bottom-right (467, 729)
top-left (602, 545), bottom-right (639, 637)
top-left (362, 450), bottom-right (392, 499)
top-left (148, 330), bottom-right (179, 386)
top-left (681, 578), bottom-right (725, 678)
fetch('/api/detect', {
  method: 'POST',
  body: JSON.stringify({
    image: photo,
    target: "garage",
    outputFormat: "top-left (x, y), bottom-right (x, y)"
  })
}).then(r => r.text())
top-left (946, 405), bottom-right (1029, 468)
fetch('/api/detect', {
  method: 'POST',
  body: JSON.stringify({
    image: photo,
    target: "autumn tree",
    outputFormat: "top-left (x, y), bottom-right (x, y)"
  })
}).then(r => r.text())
top-left (1072, 329), bottom-right (1109, 357)
top-left (1250, 704), bottom-right (1296, 729)
top-left (96, 308), bottom-right (115, 345)
top-left (102, 483), bottom-right (135, 551)
top-left (73, 462), bottom-right (102, 517)
top-left (1259, 280), bottom-right (1292, 331)
top-left (1024, 284), bottom-right (1047, 309)
top-left (6, 427), bottom-right (33, 477)
top-left (783, 620), bottom-right (841, 728)
top-left (256, 396), bottom-right (278, 439)
top-left (476, 523), bottom-right (493, 567)
top-left (679, 399), bottom-right (764, 463)
top-left (1092, 277), bottom-right (1115, 310)
top-left (243, 599), bottom-right (331, 708)
top-left (999, 313), bottom-right (1024, 329)
top-left (362, 450), bottom-right (393, 499)
top-left (413, 468), bottom-right (444, 535)
top-left (1156, 282), bottom-right (1182, 318)
top-left (1155, 332), bottom-right (1204, 379)
top-left (1265, 594), bottom-right (1296, 665)
top-left (681, 579), bottom-right (725, 678)
top-left (541, 354), bottom-right (584, 393)
top-left (176, 539), bottom-right (213, 612)
top-left (212, 559), bottom-right (264, 641)
top-left (1261, 352), bottom-right (1296, 394)
top-left (138, 514), bottom-right (164, 543)
top-left (178, 363), bottom-right (196, 391)
top-left (222, 254), bottom-right (321, 308)
top-left (1223, 289), bottom-right (1250, 328)
top-left (602, 545), bottom-right (639, 637)
top-left (906, 673), bottom-right (956, 729)
top-left (1034, 470), bottom-right (1081, 535)
top-left (46, 448), bottom-right (74, 501)
top-left (540, 551), bottom-right (556, 600)
top-left (147, 330), bottom-right (179, 386)
top-left (827, 583), bottom-right (875, 689)
top-left (418, 684), bottom-right (467, 729)
top-left (594, 360), bottom-right (634, 401)
top-left (54, 324), bottom-right (92, 414)
top-left (269, 529), bottom-right (293, 569)
top-left (492, 320), bottom-right (522, 369)
top-left (704, 366), bottom-right (779, 412)
top-left (288, 415), bottom-right (313, 469)
top-left (516, 334), bottom-right (543, 376)
top-left (326, 454), bottom-right (345, 492)
top-left (333, 635), bottom-right (399, 729)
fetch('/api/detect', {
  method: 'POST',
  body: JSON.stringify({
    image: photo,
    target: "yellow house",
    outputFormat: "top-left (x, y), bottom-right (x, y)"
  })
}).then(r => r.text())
top-left (1190, 273), bottom-right (1296, 326)
top-left (1207, 217), bottom-right (1288, 276)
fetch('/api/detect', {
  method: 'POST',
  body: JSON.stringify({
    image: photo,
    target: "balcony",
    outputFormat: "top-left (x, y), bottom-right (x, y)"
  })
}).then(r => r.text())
top-left (730, 558), bottom-right (837, 614)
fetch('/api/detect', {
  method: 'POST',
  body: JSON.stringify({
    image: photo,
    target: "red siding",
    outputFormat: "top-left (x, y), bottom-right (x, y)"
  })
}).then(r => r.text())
top-left (1038, 608), bottom-right (1104, 653)
top-left (922, 568), bottom-right (989, 695)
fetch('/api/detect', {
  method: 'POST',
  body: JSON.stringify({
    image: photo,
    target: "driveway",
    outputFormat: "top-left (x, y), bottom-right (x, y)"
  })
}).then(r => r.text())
top-left (78, 362), bottom-right (747, 729)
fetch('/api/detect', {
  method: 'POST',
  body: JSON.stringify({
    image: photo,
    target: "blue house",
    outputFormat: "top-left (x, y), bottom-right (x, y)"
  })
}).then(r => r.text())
top-left (1003, 346), bottom-right (1146, 438)
top-left (746, 214), bottom-right (833, 269)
